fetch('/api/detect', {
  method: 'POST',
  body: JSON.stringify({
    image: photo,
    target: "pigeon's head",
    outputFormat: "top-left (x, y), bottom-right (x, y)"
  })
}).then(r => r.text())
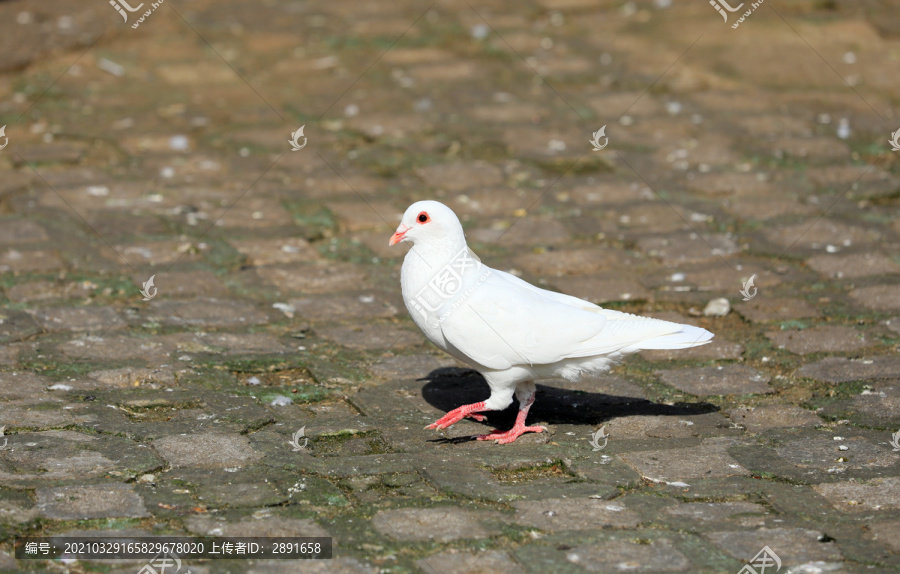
top-left (389, 200), bottom-right (464, 248)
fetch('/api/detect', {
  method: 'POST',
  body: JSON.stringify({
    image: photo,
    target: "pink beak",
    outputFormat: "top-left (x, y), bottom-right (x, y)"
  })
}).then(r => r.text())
top-left (389, 224), bottom-right (410, 246)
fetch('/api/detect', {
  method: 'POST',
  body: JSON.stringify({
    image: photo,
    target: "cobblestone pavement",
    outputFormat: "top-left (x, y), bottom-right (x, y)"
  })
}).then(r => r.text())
top-left (0, 0), bottom-right (899, 572)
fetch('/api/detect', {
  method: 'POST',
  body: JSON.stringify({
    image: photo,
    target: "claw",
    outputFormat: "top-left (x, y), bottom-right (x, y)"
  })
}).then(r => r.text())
top-left (426, 401), bottom-right (487, 431)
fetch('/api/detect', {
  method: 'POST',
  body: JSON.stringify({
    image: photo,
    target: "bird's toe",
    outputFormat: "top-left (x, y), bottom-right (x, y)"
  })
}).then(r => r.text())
top-left (477, 425), bottom-right (546, 444)
top-left (475, 430), bottom-right (503, 441)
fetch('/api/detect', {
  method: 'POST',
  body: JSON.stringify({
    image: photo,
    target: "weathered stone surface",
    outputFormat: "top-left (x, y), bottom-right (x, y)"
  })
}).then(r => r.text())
top-left (814, 477), bottom-right (900, 511)
top-left (764, 220), bottom-right (880, 251)
top-left (836, 380), bottom-right (900, 426)
top-left (257, 263), bottom-right (369, 294)
top-left (513, 248), bottom-right (628, 277)
top-left (766, 325), bottom-right (868, 355)
top-left (28, 306), bottom-right (123, 332)
top-left (868, 520), bottom-right (900, 552)
top-left (0, 310), bottom-right (42, 343)
top-left (59, 334), bottom-right (172, 361)
top-left (623, 439), bottom-right (751, 482)
top-left (231, 237), bottom-right (320, 266)
top-left (372, 507), bottom-right (492, 542)
top-left (706, 527), bottom-right (841, 563)
top-left (564, 537), bottom-right (692, 572)
top-left (5, 279), bottom-right (98, 303)
top-left (723, 196), bottom-right (818, 220)
top-left (0, 401), bottom-right (89, 429)
top-left (417, 550), bottom-right (521, 574)
top-left (185, 515), bottom-right (331, 538)
top-left (36, 484), bottom-right (148, 519)
top-left (146, 297), bottom-right (268, 327)
top-left (657, 365), bottom-right (772, 396)
top-left (327, 201), bottom-right (402, 233)
top-left (132, 270), bottom-right (231, 298)
top-left (87, 366), bottom-right (176, 388)
top-left (0, 220), bottom-right (49, 244)
top-left (102, 240), bottom-right (204, 266)
top-left (512, 498), bottom-right (641, 531)
top-left (0, 372), bottom-right (61, 400)
top-left (806, 252), bottom-right (900, 278)
top-left (687, 172), bottom-right (771, 197)
top-left (735, 297), bottom-right (822, 322)
top-left (885, 317), bottom-right (900, 335)
top-left (775, 435), bottom-right (894, 471)
top-left (469, 217), bottom-right (572, 247)
top-left (726, 405), bottom-right (821, 432)
top-left (797, 356), bottom-right (900, 383)
top-left (0, 248), bottom-right (63, 273)
top-left (849, 284), bottom-right (900, 312)
top-left (367, 353), bottom-right (458, 380)
top-left (317, 323), bottom-right (422, 350)
top-left (247, 557), bottom-right (377, 574)
top-left (194, 480), bottom-right (286, 507)
top-left (664, 501), bottom-right (768, 525)
top-left (416, 161), bottom-right (504, 192)
top-left (637, 232), bottom-right (738, 263)
top-left (162, 331), bottom-right (292, 355)
top-left (0, 430), bottom-right (161, 483)
top-left (553, 274), bottom-right (651, 303)
top-left (603, 413), bottom-right (726, 439)
top-left (289, 292), bottom-right (399, 322)
top-left (570, 181), bottom-right (654, 206)
top-left (153, 433), bottom-right (263, 468)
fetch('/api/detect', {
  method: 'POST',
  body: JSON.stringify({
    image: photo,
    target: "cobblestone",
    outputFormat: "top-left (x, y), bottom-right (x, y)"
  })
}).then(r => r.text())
top-left (1, 0), bottom-right (898, 571)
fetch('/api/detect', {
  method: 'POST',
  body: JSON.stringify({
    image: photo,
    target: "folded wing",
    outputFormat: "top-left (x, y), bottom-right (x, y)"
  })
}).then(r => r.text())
top-left (440, 269), bottom-right (712, 370)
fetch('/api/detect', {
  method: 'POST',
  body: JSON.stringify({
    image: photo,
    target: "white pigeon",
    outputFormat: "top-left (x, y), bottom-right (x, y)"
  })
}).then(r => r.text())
top-left (389, 200), bottom-right (714, 444)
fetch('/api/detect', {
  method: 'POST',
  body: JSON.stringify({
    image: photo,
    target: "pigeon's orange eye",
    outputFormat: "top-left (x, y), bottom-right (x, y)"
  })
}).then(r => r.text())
top-left (417, 212), bottom-right (430, 224)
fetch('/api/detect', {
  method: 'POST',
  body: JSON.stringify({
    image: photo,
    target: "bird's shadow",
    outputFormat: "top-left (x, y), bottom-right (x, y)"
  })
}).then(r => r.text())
top-left (419, 367), bottom-right (718, 438)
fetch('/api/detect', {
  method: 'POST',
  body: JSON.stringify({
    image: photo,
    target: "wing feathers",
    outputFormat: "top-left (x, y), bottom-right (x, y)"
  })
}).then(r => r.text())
top-left (440, 267), bottom-right (713, 370)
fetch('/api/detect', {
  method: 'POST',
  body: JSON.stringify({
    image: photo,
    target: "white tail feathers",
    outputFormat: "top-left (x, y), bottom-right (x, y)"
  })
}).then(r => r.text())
top-left (623, 324), bottom-right (714, 352)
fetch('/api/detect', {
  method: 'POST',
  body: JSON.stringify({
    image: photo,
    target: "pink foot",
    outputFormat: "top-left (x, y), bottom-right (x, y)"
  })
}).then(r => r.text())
top-left (427, 401), bottom-right (486, 430)
top-left (477, 424), bottom-right (547, 444)
top-left (476, 392), bottom-right (544, 444)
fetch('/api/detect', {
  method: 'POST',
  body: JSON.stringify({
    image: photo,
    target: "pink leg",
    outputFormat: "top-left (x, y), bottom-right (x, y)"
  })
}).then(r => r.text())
top-left (477, 395), bottom-right (546, 444)
top-left (427, 401), bottom-right (487, 430)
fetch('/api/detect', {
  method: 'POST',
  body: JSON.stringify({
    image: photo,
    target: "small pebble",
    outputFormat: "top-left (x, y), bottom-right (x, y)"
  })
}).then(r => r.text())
top-left (270, 395), bottom-right (293, 406)
top-left (169, 135), bottom-right (190, 151)
top-left (703, 297), bottom-right (731, 317)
